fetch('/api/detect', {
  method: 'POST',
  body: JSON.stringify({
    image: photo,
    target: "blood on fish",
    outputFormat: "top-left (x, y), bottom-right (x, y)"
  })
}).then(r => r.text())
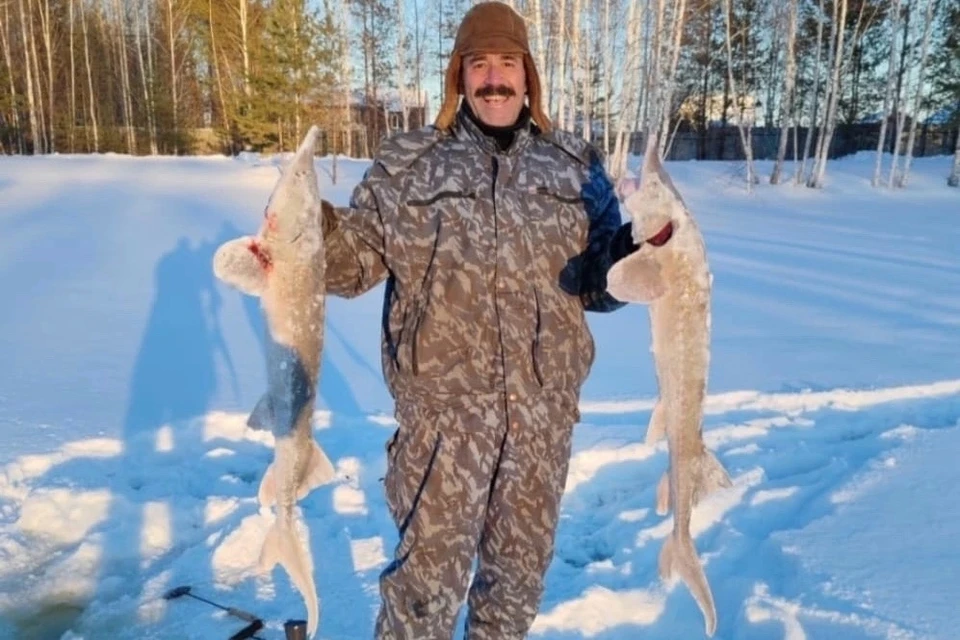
top-left (248, 240), bottom-right (272, 271)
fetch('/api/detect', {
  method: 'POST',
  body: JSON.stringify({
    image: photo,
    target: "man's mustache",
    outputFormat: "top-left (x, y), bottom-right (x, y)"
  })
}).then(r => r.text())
top-left (475, 85), bottom-right (516, 99)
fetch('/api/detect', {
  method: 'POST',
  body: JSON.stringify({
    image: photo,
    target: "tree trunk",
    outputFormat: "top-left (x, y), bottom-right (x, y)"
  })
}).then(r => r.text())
top-left (80, 0), bottom-right (98, 151)
top-left (610, 0), bottom-right (642, 178)
top-left (38, 0), bottom-right (54, 151)
top-left (208, 0), bottom-right (229, 139)
top-left (135, 0), bottom-right (157, 154)
top-left (647, 0), bottom-right (664, 138)
top-left (554, 0), bottom-right (567, 128)
top-left (167, 0), bottom-right (179, 154)
top-left (68, 0), bottom-right (76, 152)
top-left (948, 127), bottom-right (960, 187)
top-left (341, 0), bottom-right (352, 156)
top-left (770, 0), bottom-right (797, 185)
top-left (659, 0), bottom-right (687, 158)
top-left (873, 0), bottom-right (902, 186)
top-left (895, 0), bottom-right (936, 188)
top-left (115, 0), bottom-right (137, 154)
top-left (531, 0), bottom-right (545, 78)
top-left (239, 0), bottom-right (251, 111)
top-left (809, 0), bottom-right (846, 188)
top-left (396, 0), bottom-right (408, 131)
top-left (0, 1), bottom-right (24, 153)
top-left (571, 0), bottom-right (583, 137)
top-left (722, 0), bottom-right (755, 188)
top-left (16, 0), bottom-right (39, 153)
top-left (413, 0), bottom-right (424, 127)
top-left (796, 0), bottom-right (824, 184)
top-left (26, 0), bottom-right (47, 152)
top-left (602, 0), bottom-right (611, 157)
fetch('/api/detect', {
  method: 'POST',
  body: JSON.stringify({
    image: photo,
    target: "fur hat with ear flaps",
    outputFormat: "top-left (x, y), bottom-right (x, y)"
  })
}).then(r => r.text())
top-left (434, 1), bottom-right (552, 133)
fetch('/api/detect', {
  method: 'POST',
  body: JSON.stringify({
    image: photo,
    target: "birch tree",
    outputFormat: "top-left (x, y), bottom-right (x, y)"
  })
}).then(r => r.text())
top-left (949, 130), bottom-right (960, 187)
top-left (770, 0), bottom-right (798, 184)
top-left (552, 0), bottom-right (567, 128)
top-left (79, 0), bottom-right (98, 150)
top-left (808, 0), bottom-right (848, 189)
top-left (0, 0), bottom-right (23, 152)
top-left (114, 0), bottom-right (136, 154)
top-left (27, 0), bottom-right (46, 152)
top-left (37, 0), bottom-right (53, 151)
top-left (873, 0), bottom-right (902, 186)
top-left (797, 0), bottom-right (825, 184)
top-left (894, 0), bottom-right (937, 188)
top-left (396, 0), bottom-right (408, 131)
top-left (722, 0), bottom-right (756, 187)
top-left (16, 0), bottom-right (38, 152)
top-left (886, 0), bottom-right (914, 187)
top-left (610, 0), bottom-right (643, 178)
top-left (601, 0), bottom-right (612, 157)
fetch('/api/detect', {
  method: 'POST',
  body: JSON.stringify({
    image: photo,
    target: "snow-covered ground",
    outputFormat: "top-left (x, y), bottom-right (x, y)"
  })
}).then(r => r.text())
top-left (0, 150), bottom-right (957, 639)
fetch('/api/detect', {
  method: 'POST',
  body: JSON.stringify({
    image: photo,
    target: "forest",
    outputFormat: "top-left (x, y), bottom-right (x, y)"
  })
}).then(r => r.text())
top-left (1, 0), bottom-right (958, 186)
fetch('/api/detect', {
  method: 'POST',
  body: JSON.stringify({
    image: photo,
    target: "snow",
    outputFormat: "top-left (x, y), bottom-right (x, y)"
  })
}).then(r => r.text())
top-left (0, 150), bottom-right (958, 639)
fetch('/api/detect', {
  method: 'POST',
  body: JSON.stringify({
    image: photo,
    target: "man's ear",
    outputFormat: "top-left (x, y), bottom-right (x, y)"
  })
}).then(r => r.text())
top-left (616, 176), bottom-right (640, 200)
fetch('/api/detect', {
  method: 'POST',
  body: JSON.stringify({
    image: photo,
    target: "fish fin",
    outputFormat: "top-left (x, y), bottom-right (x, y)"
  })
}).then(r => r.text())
top-left (258, 463), bottom-right (277, 507)
top-left (645, 400), bottom-right (667, 444)
top-left (259, 516), bottom-right (320, 638)
top-left (248, 394), bottom-right (275, 431)
top-left (656, 472), bottom-right (671, 515)
top-left (296, 440), bottom-right (338, 501)
top-left (660, 533), bottom-right (718, 637)
top-left (213, 237), bottom-right (268, 297)
top-left (694, 449), bottom-right (732, 503)
top-left (606, 252), bottom-right (666, 303)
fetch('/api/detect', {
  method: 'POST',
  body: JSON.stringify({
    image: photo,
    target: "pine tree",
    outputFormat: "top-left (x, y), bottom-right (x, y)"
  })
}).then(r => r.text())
top-left (239, 0), bottom-right (338, 151)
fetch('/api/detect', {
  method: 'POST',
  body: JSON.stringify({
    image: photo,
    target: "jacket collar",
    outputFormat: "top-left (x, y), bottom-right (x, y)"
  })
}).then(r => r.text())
top-left (453, 103), bottom-right (538, 157)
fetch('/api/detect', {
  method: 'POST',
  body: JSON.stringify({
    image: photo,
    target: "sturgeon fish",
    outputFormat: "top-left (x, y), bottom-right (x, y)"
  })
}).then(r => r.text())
top-left (607, 136), bottom-right (731, 636)
top-left (213, 126), bottom-right (335, 638)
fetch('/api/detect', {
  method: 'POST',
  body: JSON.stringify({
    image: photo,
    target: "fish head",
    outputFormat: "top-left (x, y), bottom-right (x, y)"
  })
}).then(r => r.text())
top-left (262, 126), bottom-right (324, 247)
top-left (617, 134), bottom-right (694, 251)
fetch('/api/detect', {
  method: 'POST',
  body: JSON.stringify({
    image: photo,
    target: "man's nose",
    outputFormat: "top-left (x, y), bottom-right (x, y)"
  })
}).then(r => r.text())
top-left (485, 64), bottom-right (505, 85)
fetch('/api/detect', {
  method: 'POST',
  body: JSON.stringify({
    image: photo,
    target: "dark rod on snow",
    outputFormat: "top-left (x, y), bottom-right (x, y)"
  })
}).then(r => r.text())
top-left (163, 585), bottom-right (260, 623)
top-left (228, 619), bottom-right (265, 640)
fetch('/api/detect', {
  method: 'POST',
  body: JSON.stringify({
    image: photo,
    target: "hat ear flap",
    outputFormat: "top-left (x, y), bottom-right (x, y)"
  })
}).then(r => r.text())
top-left (434, 52), bottom-right (463, 131)
top-left (524, 55), bottom-right (552, 133)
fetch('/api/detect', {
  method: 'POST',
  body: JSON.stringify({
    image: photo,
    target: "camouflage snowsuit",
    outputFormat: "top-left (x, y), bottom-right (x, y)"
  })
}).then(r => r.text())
top-left (324, 110), bottom-right (625, 639)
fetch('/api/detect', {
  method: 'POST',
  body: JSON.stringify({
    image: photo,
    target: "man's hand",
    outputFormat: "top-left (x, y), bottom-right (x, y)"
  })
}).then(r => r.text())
top-left (610, 222), bottom-right (641, 262)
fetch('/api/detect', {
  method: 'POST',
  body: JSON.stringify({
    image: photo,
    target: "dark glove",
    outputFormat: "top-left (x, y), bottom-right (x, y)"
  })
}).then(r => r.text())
top-left (610, 222), bottom-right (641, 262)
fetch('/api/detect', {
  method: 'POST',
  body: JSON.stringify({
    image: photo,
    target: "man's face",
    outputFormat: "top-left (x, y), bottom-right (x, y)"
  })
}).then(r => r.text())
top-left (462, 52), bottom-right (527, 127)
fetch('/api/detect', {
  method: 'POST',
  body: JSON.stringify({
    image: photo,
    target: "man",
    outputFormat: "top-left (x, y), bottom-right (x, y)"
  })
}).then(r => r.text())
top-left (322, 2), bottom-right (640, 637)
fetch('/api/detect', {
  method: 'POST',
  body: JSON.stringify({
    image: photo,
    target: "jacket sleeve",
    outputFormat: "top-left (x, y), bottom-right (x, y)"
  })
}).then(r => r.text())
top-left (323, 163), bottom-right (390, 298)
top-left (573, 150), bottom-right (629, 313)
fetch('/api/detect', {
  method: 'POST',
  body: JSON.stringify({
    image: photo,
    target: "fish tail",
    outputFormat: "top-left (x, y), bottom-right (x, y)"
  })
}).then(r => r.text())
top-left (660, 532), bottom-right (717, 637)
top-left (260, 514), bottom-right (320, 638)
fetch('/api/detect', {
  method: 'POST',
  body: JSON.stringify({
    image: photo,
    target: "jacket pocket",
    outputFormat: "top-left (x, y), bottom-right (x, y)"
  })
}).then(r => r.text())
top-left (412, 309), bottom-right (470, 379)
top-left (531, 285), bottom-right (594, 391)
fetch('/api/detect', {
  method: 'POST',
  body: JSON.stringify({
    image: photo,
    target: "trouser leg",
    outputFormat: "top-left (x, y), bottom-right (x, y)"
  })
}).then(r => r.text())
top-left (375, 401), bottom-right (505, 640)
top-left (465, 400), bottom-right (576, 640)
